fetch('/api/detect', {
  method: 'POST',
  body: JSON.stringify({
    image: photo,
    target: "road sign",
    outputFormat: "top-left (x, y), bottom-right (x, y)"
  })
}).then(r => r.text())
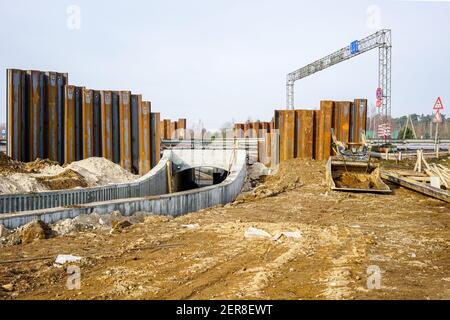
top-left (378, 124), bottom-right (391, 137)
top-left (433, 111), bottom-right (442, 123)
top-left (433, 97), bottom-right (444, 110)
top-left (376, 88), bottom-right (383, 100)
top-left (350, 41), bottom-right (359, 54)
top-left (376, 99), bottom-right (382, 108)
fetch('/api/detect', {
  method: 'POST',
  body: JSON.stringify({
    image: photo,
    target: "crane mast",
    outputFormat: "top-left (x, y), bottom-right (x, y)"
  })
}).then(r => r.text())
top-left (286, 29), bottom-right (392, 135)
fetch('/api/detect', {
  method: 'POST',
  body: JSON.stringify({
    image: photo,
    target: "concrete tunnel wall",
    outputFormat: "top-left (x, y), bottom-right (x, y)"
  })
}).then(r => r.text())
top-left (0, 149), bottom-right (247, 229)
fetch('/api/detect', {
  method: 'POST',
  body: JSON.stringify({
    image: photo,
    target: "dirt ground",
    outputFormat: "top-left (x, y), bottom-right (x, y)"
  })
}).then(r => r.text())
top-left (0, 159), bottom-right (449, 300)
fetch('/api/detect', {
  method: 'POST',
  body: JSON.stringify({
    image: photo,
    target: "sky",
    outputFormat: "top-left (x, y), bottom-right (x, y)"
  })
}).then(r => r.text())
top-left (0, 0), bottom-right (449, 130)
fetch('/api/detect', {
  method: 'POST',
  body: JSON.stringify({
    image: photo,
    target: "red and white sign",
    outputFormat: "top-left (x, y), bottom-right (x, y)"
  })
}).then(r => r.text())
top-left (433, 97), bottom-right (444, 111)
top-left (378, 124), bottom-right (391, 137)
top-left (376, 99), bottom-right (382, 108)
top-left (433, 111), bottom-right (442, 123)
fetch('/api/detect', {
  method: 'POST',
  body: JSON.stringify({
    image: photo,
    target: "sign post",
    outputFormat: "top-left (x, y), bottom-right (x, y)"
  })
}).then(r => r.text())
top-left (432, 97), bottom-right (444, 155)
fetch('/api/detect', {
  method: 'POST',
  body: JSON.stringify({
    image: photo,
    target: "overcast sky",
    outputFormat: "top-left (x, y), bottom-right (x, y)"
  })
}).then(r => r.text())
top-left (0, 0), bottom-right (449, 130)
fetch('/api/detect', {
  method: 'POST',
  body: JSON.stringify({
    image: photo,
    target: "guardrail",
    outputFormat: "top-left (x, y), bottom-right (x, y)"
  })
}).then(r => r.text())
top-left (0, 153), bottom-right (170, 214)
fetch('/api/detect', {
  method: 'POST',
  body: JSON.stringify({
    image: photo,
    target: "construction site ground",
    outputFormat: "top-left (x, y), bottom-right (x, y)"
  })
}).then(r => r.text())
top-left (0, 158), bottom-right (449, 300)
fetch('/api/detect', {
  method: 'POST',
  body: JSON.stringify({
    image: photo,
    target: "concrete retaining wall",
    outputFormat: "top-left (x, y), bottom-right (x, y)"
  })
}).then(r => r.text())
top-left (0, 150), bottom-right (247, 229)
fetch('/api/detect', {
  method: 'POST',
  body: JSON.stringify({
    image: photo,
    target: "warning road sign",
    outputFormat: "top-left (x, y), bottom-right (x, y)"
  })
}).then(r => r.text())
top-left (433, 97), bottom-right (444, 110)
top-left (433, 111), bottom-right (442, 123)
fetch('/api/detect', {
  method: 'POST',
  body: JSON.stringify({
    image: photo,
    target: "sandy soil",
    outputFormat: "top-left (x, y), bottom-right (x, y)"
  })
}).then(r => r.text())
top-left (0, 159), bottom-right (449, 300)
top-left (0, 153), bottom-right (138, 194)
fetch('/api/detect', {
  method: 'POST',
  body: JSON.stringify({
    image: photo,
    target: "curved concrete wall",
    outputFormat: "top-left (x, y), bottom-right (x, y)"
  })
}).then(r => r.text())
top-left (0, 150), bottom-right (247, 229)
top-left (0, 153), bottom-right (170, 214)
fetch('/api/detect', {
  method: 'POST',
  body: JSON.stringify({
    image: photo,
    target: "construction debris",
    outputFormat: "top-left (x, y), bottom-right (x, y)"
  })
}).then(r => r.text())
top-left (54, 254), bottom-right (83, 266)
top-left (19, 220), bottom-right (54, 244)
top-left (244, 227), bottom-right (272, 239)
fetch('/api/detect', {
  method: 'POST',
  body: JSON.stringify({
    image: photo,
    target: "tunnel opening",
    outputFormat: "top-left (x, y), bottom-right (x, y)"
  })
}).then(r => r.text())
top-left (172, 166), bottom-right (229, 192)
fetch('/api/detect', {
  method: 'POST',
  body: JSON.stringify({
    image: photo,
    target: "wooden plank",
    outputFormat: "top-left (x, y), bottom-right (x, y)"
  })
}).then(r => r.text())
top-left (381, 171), bottom-right (450, 203)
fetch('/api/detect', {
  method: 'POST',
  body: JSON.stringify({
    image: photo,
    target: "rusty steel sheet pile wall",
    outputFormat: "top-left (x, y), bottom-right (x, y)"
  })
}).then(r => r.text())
top-left (101, 91), bottom-right (113, 161)
top-left (119, 91), bottom-right (132, 171)
top-left (64, 85), bottom-right (76, 163)
top-left (233, 99), bottom-right (368, 163)
top-left (6, 68), bottom-right (187, 175)
top-left (139, 101), bottom-right (151, 175)
top-left (92, 91), bottom-right (102, 158)
top-left (151, 112), bottom-right (161, 168)
top-left (82, 89), bottom-right (94, 159)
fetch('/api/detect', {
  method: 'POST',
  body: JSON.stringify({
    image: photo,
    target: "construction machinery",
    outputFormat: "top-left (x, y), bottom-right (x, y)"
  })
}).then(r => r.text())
top-left (326, 129), bottom-right (391, 193)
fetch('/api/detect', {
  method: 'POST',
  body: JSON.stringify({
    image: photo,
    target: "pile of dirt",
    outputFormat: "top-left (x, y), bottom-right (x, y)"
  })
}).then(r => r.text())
top-left (242, 162), bottom-right (271, 192)
top-left (35, 169), bottom-right (88, 190)
top-left (0, 152), bottom-right (27, 174)
top-left (65, 158), bottom-right (138, 186)
top-left (0, 155), bottom-right (138, 195)
top-left (235, 158), bottom-right (319, 203)
top-left (24, 159), bottom-right (60, 173)
top-left (18, 220), bottom-right (54, 245)
top-left (335, 172), bottom-right (376, 189)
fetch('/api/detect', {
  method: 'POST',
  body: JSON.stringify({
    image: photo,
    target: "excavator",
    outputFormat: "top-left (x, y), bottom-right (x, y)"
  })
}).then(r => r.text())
top-left (326, 129), bottom-right (391, 193)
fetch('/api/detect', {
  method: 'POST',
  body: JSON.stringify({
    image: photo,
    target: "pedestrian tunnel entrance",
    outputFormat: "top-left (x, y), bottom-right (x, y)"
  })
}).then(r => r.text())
top-left (172, 166), bottom-right (229, 192)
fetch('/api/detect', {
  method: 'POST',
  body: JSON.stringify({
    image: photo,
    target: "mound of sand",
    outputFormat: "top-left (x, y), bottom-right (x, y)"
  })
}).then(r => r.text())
top-left (65, 157), bottom-right (138, 186)
top-left (0, 153), bottom-right (138, 195)
top-left (234, 158), bottom-right (316, 203)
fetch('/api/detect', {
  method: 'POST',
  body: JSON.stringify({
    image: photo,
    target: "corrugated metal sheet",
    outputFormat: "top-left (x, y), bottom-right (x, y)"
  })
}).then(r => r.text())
top-left (82, 89), bottom-right (94, 159)
top-left (93, 91), bottom-right (102, 157)
top-left (74, 86), bottom-right (83, 161)
top-left (338, 101), bottom-right (351, 144)
top-left (296, 110), bottom-right (314, 159)
top-left (27, 71), bottom-right (46, 160)
top-left (7, 69), bottom-right (27, 161)
top-left (64, 85), bottom-right (76, 163)
top-left (321, 100), bottom-right (335, 160)
top-left (120, 91), bottom-right (132, 171)
top-left (151, 112), bottom-right (161, 168)
top-left (139, 101), bottom-right (151, 175)
top-left (275, 110), bottom-right (295, 161)
top-left (101, 91), bottom-right (113, 161)
top-left (111, 91), bottom-right (120, 164)
top-left (353, 99), bottom-right (367, 143)
top-left (130, 94), bottom-right (141, 174)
